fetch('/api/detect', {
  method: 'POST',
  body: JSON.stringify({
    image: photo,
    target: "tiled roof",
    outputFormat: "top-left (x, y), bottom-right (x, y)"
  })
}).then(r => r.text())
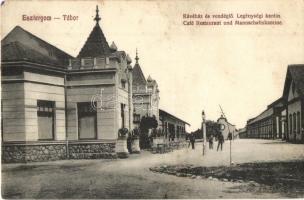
top-left (1, 26), bottom-right (73, 68)
top-left (267, 97), bottom-right (284, 109)
top-left (2, 41), bottom-right (64, 67)
top-left (288, 65), bottom-right (304, 96)
top-left (132, 63), bottom-right (147, 86)
top-left (159, 109), bottom-right (190, 126)
top-left (247, 108), bottom-right (273, 125)
top-left (77, 24), bottom-right (110, 58)
top-left (282, 64), bottom-right (304, 99)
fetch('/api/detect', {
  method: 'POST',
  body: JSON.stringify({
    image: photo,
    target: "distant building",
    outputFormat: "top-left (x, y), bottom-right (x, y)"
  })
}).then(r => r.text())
top-left (246, 107), bottom-right (274, 139)
top-left (246, 97), bottom-right (285, 139)
top-left (217, 115), bottom-right (237, 140)
top-left (132, 50), bottom-right (160, 128)
top-left (238, 127), bottom-right (247, 138)
top-left (159, 109), bottom-right (190, 141)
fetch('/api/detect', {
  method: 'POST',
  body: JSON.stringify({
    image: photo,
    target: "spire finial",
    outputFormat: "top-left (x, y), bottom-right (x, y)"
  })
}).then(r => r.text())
top-left (94, 5), bottom-right (101, 24)
top-left (135, 48), bottom-right (139, 64)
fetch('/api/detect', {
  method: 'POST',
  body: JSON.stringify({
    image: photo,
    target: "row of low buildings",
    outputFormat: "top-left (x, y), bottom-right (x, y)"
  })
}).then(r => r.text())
top-left (1, 6), bottom-right (189, 162)
top-left (241, 65), bottom-right (304, 143)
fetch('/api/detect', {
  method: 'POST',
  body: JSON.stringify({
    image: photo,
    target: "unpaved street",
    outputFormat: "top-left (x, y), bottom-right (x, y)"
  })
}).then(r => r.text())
top-left (2, 139), bottom-right (304, 199)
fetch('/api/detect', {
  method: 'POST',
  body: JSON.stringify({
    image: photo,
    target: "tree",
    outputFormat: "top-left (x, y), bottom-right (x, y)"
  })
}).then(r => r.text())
top-left (206, 120), bottom-right (221, 138)
top-left (139, 115), bottom-right (158, 131)
top-left (190, 121), bottom-right (221, 140)
top-left (139, 115), bottom-right (158, 149)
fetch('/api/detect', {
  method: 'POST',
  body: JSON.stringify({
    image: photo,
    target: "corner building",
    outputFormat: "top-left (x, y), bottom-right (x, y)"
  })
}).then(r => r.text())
top-left (1, 6), bottom-right (134, 162)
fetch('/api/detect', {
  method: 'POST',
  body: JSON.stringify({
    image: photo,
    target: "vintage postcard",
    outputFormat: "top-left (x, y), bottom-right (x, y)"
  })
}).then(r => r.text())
top-left (1, 0), bottom-right (304, 199)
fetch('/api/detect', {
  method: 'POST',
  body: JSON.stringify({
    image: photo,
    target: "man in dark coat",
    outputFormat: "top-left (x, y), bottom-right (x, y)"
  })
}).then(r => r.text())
top-left (190, 133), bottom-right (195, 149)
top-left (217, 133), bottom-right (224, 151)
top-left (127, 132), bottom-right (133, 153)
top-left (209, 134), bottom-right (214, 149)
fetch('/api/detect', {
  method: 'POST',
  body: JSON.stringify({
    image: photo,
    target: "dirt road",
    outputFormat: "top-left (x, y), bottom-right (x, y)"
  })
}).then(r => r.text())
top-left (2, 139), bottom-right (304, 198)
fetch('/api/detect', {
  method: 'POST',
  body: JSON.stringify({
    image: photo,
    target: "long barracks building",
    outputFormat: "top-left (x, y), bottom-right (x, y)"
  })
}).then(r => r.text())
top-left (246, 65), bottom-right (304, 143)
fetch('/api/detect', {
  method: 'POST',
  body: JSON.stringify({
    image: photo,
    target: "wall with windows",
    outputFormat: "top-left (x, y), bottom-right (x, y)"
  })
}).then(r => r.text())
top-left (66, 83), bottom-right (116, 140)
top-left (247, 117), bottom-right (274, 139)
top-left (117, 86), bottom-right (131, 131)
top-left (159, 114), bottom-right (187, 140)
top-left (132, 75), bottom-right (160, 129)
top-left (287, 100), bottom-right (302, 141)
top-left (23, 71), bottom-right (65, 141)
top-left (133, 94), bottom-right (151, 127)
top-left (1, 70), bottom-right (66, 142)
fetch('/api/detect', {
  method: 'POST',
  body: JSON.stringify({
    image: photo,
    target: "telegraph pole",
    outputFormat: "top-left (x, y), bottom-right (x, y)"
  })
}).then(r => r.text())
top-left (219, 105), bottom-right (232, 166)
top-left (202, 110), bottom-right (207, 156)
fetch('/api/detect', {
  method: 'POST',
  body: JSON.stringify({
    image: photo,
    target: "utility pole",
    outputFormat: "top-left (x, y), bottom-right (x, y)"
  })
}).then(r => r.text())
top-left (219, 105), bottom-right (232, 166)
top-left (202, 110), bottom-right (207, 156)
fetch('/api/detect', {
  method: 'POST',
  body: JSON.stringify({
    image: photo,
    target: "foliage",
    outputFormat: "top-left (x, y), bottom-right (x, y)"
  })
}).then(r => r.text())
top-left (139, 115), bottom-right (158, 132)
top-left (190, 120), bottom-right (221, 139)
top-left (206, 120), bottom-right (221, 138)
top-left (139, 115), bottom-right (158, 149)
top-left (118, 127), bottom-right (129, 138)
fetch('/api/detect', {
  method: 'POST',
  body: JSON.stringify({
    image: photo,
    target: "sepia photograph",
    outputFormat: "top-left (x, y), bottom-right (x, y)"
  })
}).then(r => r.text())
top-left (1, 0), bottom-right (304, 199)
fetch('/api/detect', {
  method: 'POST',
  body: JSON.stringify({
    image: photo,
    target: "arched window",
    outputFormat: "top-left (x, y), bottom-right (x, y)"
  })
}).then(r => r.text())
top-left (293, 113), bottom-right (297, 133)
top-left (297, 112), bottom-right (301, 134)
top-left (289, 114), bottom-right (293, 133)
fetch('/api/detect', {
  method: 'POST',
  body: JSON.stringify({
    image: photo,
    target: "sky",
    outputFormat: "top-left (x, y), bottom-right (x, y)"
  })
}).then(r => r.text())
top-left (2, 0), bottom-right (304, 131)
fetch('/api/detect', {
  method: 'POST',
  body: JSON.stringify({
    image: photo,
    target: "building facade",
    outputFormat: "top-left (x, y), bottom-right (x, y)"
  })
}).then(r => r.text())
top-left (132, 51), bottom-right (160, 128)
top-left (238, 127), bottom-right (247, 138)
top-left (246, 108), bottom-right (275, 139)
top-left (282, 65), bottom-right (304, 143)
top-left (159, 109), bottom-right (189, 141)
top-left (246, 98), bottom-right (285, 140)
top-left (217, 115), bottom-right (237, 140)
top-left (245, 64), bottom-right (304, 143)
top-left (1, 6), bottom-right (134, 162)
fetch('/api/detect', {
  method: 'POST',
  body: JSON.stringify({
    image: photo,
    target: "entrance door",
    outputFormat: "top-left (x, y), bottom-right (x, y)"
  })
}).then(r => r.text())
top-left (77, 102), bottom-right (97, 139)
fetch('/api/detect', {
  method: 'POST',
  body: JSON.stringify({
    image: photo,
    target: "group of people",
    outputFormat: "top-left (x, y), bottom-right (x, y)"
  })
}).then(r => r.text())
top-left (208, 133), bottom-right (225, 151)
top-left (188, 132), bottom-right (225, 151)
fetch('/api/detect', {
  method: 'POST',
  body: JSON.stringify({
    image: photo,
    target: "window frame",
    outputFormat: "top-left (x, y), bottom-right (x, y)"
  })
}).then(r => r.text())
top-left (297, 112), bottom-right (301, 134)
top-left (37, 100), bottom-right (55, 141)
top-left (77, 102), bottom-right (98, 140)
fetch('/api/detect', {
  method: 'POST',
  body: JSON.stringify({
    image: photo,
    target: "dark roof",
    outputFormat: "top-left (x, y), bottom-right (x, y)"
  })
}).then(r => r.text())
top-left (132, 63), bottom-right (147, 86)
top-left (267, 97), bottom-right (284, 109)
top-left (77, 24), bottom-right (110, 58)
top-left (159, 109), bottom-right (190, 126)
top-left (1, 26), bottom-right (73, 68)
top-left (283, 64), bottom-right (304, 98)
top-left (2, 41), bottom-right (65, 67)
top-left (238, 127), bottom-right (246, 133)
top-left (247, 107), bottom-right (273, 125)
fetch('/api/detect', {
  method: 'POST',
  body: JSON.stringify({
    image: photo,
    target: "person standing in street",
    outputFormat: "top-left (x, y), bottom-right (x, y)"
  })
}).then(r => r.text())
top-left (217, 133), bottom-right (224, 151)
top-left (190, 133), bottom-right (195, 149)
top-left (208, 134), bottom-right (214, 149)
